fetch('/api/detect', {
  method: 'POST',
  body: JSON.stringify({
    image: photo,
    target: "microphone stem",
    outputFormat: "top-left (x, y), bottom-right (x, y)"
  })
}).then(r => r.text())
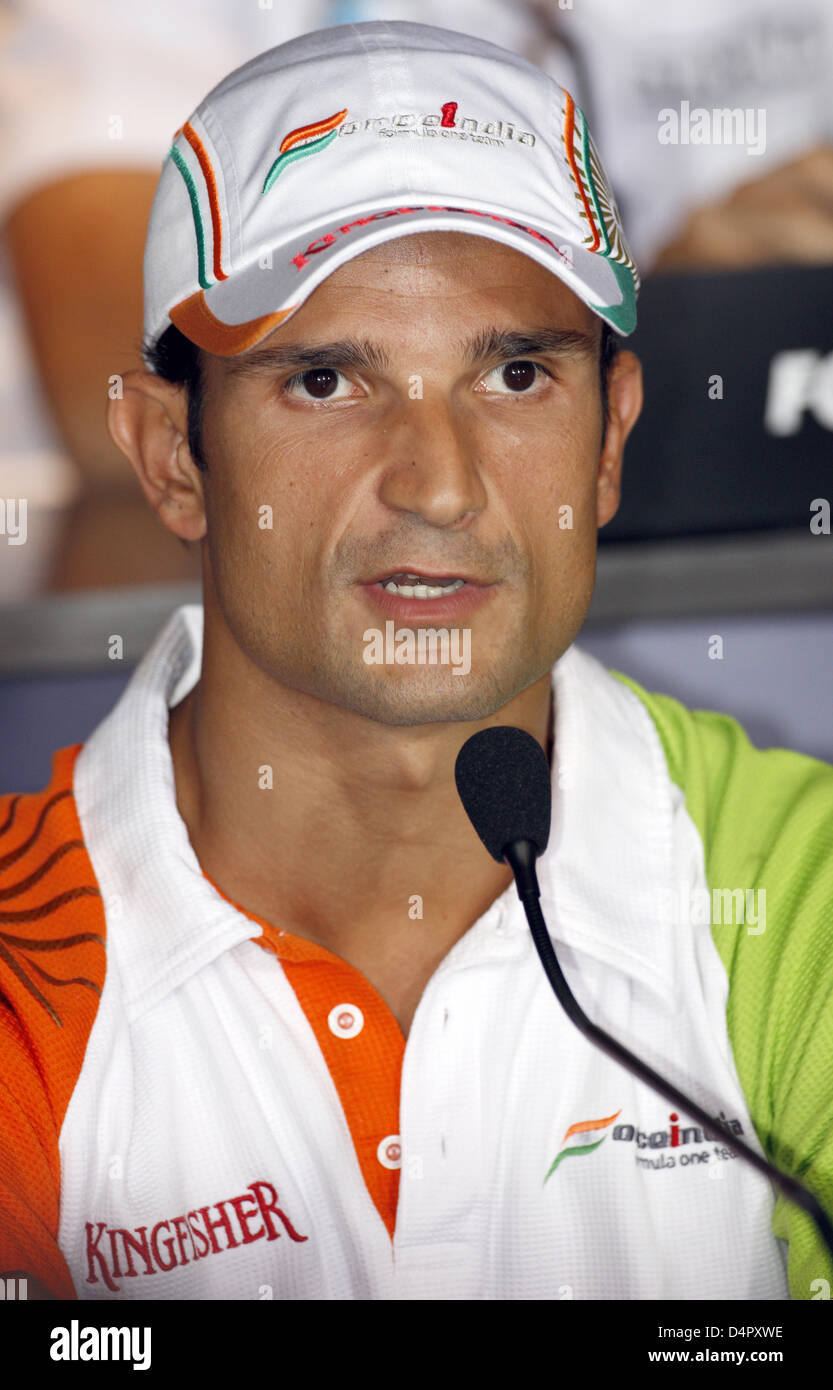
top-left (503, 840), bottom-right (833, 1264)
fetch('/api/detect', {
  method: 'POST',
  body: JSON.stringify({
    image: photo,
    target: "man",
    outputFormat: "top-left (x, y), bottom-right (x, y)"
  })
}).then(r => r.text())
top-left (6, 1), bottom-right (833, 598)
top-left (1, 0), bottom-right (570, 593)
top-left (1, 21), bottom-right (830, 1302)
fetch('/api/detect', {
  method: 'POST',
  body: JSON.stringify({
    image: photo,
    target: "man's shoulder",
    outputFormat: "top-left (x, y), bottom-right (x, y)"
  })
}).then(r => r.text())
top-left (605, 665), bottom-right (833, 843)
top-left (601, 671), bottom-right (833, 1301)
top-left (598, 660), bottom-right (833, 966)
top-left (0, 744), bottom-right (107, 1119)
top-left (606, 665), bottom-right (833, 1113)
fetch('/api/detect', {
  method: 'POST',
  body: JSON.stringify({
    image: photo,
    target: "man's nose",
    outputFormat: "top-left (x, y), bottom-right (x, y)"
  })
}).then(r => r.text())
top-left (375, 392), bottom-right (488, 527)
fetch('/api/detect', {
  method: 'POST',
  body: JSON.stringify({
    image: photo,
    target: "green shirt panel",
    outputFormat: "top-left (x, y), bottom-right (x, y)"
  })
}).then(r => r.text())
top-left (610, 669), bottom-right (833, 1302)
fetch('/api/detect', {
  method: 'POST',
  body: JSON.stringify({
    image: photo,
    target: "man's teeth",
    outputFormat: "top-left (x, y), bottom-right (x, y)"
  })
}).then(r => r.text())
top-left (381, 575), bottom-right (466, 598)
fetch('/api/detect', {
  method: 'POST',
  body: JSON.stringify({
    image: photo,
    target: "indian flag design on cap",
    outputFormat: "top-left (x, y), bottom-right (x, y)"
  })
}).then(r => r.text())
top-left (263, 108), bottom-right (348, 194)
top-left (543, 1108), bottom-right (621, 1184)
top-left (169, 121), bottom-right (229, 293)
top-left (561, 91), bottom-right (639, 332)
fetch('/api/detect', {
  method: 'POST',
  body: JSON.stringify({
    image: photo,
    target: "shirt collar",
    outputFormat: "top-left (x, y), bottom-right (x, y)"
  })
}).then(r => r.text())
top-left (73, 604), bottom-right (677, 1018)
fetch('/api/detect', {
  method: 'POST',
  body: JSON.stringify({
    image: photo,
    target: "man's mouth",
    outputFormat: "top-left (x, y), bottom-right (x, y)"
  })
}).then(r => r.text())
top-left (377, 572), bottom-right (467, 599)
top-left (358, 566), bottom-right (497, 619)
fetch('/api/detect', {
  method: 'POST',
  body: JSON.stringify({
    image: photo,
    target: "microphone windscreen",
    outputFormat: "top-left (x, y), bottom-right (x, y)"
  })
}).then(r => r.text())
top-left (454, 725), bottom-right (552, 863)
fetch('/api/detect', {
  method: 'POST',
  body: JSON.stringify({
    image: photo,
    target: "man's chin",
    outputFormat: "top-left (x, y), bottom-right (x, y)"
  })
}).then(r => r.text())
top-left (325, 664), bottom-right (526, 728)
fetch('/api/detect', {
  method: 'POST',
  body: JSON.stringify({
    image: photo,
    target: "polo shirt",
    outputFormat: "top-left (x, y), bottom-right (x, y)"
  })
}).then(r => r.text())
top-left (1, 602), bottom-right (831, 1299)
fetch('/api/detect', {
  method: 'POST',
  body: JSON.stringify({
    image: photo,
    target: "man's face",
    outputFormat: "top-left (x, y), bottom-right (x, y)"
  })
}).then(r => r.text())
top-left (195, 231), bottom-right (631, 726)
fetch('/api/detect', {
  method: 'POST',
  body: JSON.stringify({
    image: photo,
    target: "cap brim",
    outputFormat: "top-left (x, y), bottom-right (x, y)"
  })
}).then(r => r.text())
top-left (166, 203), bottom-right (636, 358)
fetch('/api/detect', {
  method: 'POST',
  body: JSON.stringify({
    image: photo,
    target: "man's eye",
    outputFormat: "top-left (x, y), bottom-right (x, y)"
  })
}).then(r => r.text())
top-left (479, 360), bottom-right (551, 395)
top-left (283, 368), bottom-right (356, 401)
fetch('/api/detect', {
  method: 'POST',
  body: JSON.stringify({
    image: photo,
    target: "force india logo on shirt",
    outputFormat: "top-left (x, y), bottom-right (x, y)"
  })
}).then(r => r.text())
top-left (84, 1180), bottom-right (307, 1292)
top-left (544, 1109), bottom-right (745, 1184)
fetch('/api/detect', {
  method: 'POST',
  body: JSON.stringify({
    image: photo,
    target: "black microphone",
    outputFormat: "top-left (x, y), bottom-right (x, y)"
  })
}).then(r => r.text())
top-left (454, 724), bottom-right (833, 1264)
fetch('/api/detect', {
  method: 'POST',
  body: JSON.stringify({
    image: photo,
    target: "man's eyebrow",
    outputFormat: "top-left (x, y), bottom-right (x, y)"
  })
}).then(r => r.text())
top-left (222, 339), bottom-right (391, 378)
top-left (460, 325), bottom-right (598, 366)
top-left (221, 325), bottom-right (597, 380)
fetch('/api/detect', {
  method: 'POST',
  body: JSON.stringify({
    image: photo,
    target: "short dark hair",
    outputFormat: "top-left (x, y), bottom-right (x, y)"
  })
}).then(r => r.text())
top-left (143, 324), bottom-right (208, 473)
top-left (143, 317), bottom-right (621, 473)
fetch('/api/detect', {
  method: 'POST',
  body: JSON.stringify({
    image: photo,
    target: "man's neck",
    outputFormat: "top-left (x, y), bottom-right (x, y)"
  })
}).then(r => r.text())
top-left (167, 659), bottom-right (554, 979)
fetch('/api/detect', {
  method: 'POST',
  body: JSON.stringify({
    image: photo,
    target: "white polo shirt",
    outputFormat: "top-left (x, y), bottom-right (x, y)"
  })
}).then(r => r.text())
top-left (3, 601), bottom-right (832, 1300)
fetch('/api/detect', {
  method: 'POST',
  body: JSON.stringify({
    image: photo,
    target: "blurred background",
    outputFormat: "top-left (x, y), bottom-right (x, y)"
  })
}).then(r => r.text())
top-left (1, 0), bottom-right (831, 790)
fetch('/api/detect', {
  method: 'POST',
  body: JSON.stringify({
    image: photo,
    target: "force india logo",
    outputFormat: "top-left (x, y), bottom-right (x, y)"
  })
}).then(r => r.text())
top-left (544, 1109), bottom-right (745, 1184)
top-left (336, 99), bottom-right (535, 147)
top-left (262, 98), bottom-right (534, 193)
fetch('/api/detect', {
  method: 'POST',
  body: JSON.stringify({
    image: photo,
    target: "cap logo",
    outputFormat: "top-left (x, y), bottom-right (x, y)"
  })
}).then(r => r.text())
top-left (562, 90), bottom-right (638, 287)
top-left (263, 109), bottom-right (348, 194)
top-left (337, 107), bottom-right (535, 146)
top-left (169, 122), bottom-right (229, 290)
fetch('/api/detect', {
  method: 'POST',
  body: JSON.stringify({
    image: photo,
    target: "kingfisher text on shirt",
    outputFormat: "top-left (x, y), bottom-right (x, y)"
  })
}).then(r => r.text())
top-left (84, 1180), bottom-right (307, 1293)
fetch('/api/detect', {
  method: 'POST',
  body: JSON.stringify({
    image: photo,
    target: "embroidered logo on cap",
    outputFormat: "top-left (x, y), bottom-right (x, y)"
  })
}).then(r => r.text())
top-left (263, 109), bottom-right (348, 194)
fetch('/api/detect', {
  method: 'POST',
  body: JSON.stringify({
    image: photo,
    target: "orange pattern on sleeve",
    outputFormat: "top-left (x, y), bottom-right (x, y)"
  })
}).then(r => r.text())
top-left (0, 744), bottom-right (107, 1299)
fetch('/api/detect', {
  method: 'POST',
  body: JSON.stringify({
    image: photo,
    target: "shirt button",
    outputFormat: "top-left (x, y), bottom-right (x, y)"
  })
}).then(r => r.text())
top-left (377, 1135), bottom-right (402, 1169)
top-left (328, 1003), bottom-right (364, 1038)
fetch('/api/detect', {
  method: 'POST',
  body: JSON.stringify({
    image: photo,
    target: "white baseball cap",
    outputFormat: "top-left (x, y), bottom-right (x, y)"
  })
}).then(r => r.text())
top-left (142, 19), bottom-right (640, 366)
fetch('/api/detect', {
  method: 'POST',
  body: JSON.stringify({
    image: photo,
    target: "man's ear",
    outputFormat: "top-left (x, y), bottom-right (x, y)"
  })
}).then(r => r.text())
top-left (597, 350), bottom-right (643, 528)
top-left (106, 370), bottom-right (207, 542)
